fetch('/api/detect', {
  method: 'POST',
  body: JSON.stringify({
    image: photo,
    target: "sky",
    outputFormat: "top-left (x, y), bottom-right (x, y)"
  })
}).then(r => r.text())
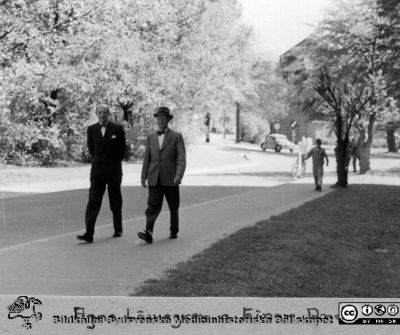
top-left (240, 0), bottom-right (334, 61)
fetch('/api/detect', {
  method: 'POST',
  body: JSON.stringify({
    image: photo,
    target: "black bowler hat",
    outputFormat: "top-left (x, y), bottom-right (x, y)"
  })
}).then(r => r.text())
top-left (153, 106), bottom-right (173, 119)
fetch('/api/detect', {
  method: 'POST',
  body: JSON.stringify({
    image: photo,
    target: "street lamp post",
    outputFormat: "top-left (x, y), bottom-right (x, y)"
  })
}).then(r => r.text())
top-left (204, 112), bottom-right (211, 143)
top-left (223, 110), bottom-right (226, 139)
top-left (235, 101), bottom-right (240, 143)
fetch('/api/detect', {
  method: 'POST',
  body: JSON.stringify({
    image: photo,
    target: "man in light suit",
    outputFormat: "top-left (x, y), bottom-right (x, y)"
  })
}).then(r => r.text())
top-left (77, 104), bottom-right (126, 243)
top-left (138, 106), bottom-right (186, 244)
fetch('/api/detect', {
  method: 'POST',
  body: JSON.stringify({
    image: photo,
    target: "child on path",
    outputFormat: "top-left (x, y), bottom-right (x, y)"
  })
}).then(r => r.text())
top-left (304, 138), bottom-right (329, 191)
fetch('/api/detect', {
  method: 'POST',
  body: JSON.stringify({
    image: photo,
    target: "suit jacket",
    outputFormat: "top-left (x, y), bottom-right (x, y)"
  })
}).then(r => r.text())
top-left (87, 122), bottom-right (126, 177)
top-left (141, 129), bottom-right (186, 186)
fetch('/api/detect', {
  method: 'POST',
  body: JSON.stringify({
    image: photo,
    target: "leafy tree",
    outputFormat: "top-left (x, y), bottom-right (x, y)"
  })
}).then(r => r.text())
top-left (282, 0), bottom-right (399, 186)
top-left (312, 0), bottom-right (400, 174)
top-left (0, 0), bottom-right (97, 164)
top-left (282, 0), bottom-right (400, 186)
top-left (377, 0), bottom-right (400, 152)
top-left (239, 60), bottom-right (289, 142)
top-left (313, 67), bottom-right (377, 186)
top-left (1, 0), bottom-right (260, 164)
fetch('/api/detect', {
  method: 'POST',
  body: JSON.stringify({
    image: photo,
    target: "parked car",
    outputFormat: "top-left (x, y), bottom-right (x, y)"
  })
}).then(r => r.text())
top-left (260, 134), bottom-right (295, 153)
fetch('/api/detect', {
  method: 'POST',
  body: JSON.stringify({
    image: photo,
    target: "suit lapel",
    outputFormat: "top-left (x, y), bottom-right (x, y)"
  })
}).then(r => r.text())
top-left (95, 123), bottom-right (102, 139)
top-left (103, 123), bottom-right (112, 143)
top-left (95, 124), bottom-right (104, 149)
top-left (160, 130), bottom-right (172, 151)
top-left (151, 133), bottom-right (160, 150)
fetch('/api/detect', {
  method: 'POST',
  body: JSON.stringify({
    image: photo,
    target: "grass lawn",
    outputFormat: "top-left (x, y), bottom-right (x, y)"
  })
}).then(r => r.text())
top-left (133, 185), bottom-right (400, 297)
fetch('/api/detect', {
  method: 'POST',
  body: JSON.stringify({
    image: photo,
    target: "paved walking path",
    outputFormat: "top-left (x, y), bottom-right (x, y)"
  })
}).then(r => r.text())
top-left (0, 183), bottom-right (326, 296)
top-left (0, 140), bottom-right (398, 296)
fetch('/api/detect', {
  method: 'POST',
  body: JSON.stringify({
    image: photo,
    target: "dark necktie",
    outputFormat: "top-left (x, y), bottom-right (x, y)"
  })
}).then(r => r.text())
top-left (157, 130), bottom-right (166, 136)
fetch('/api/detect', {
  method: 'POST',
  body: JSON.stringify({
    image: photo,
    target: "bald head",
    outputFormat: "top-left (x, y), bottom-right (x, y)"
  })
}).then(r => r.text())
top-left (96, 104), bottom-right (109, 113)
top-left (96, 104), bottom-right (110, 126)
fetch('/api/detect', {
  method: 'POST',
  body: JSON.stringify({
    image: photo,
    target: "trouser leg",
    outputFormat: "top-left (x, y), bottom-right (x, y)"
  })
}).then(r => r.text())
top-left (85, 175), bottom-right (106, 236)
top-left (108, 174), bottom-right (123, 233)
top-left (353, 154), bottom-right (358, 172)
top-left (164, 186), bottom-right (180, 235)
top-left (313, 166), bottom-right (318, 187)
top-left (317, 166), bottom-right (323, 186)
top-left (145, 185), bottom-right (164, 233)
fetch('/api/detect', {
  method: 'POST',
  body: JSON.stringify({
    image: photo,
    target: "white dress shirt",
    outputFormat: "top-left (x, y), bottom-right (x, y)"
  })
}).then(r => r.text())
top-left (158, 128), bottom-right (168, 148)
top-left (100, 122), bottom-right (108, 137)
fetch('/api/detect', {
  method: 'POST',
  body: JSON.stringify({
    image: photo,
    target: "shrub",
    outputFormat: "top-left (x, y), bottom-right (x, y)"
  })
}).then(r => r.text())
top-left (240, 115), bottom-right (269, 143)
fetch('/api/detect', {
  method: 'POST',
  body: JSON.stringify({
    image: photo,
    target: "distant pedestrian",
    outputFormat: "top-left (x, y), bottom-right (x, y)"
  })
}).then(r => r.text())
top-left (77, 104), bottom-right (126, 243)
top-left (138, 107), bottom-right (186, 244)
top-left (305, 138), bottom-right (329, 191)
top-left (345, 139), bottom-right (353, 171)
top-left (350, 137), bottom-right (359, 173)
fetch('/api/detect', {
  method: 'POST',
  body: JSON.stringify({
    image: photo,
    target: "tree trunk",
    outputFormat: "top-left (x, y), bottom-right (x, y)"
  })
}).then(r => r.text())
top-left (123, 107), bottom-right (132, 125)
top-left (335, 139), bottom-right (348, 187)
top-left (358, 128), bottom-right (371, 174)
top-left (355, 113), bottom-right (375, 174)
top-left (359, 145), bottom-right (370, 173)
top-left (223, 111), bottom-right (226, 139)
top-left (333, 113), bottom-right (348, 187)
top-left (386, 125), bottom-right (398, 153)
top-left (235, 101), bottom-right (240, 143)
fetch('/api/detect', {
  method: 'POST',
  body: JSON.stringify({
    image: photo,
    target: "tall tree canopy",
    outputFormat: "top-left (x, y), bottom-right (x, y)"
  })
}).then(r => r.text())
top-left (0, 0), bottom-right (268, 165)
top-left (284, 0), bottom-right (400, 186)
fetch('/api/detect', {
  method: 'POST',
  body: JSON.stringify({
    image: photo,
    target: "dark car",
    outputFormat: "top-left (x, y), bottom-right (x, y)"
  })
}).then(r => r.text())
top-left (261, 134), bottom-right (295, 153)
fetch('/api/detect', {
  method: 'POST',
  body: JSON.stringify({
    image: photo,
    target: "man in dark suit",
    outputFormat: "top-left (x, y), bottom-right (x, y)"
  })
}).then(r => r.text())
top-left (77, 104), bottom-right (126, 243)
top-left (138, 106), bottom-right (186, 244)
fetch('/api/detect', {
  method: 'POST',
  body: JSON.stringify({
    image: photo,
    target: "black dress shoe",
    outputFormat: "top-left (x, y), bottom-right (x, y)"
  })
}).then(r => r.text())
top-left (77, 234), bottom-right (93, 243)
top-left (138, 231), bottom-right (153, 244)
top-left (113, 232), bottom-right (122, 238)
top-left (169, 233), bottom-right (178, 239)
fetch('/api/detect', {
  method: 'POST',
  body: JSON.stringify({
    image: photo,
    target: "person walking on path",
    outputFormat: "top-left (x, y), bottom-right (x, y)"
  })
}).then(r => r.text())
top-left (304, 138), bottom-right (329, 191)
top-left (138, 107), bottom-right (186, 244)
top-left (77, 104), bottom-right (126, 243)
top-left (350, 137), bottom-right (359, 173)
